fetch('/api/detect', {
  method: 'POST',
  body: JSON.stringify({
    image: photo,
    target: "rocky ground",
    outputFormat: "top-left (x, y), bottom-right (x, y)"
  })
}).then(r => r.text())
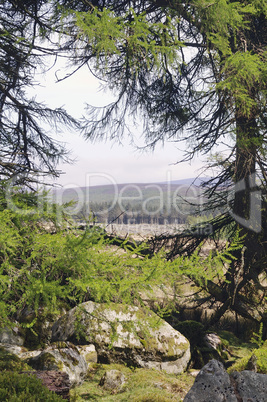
top-left (0, 300), bottom-right (266, 401)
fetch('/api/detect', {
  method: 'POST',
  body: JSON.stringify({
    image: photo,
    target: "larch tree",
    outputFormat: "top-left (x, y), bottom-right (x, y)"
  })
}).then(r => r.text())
top-left (0, 0), bottom-right (78, 186)
top-left (58, 1), bottom-right (267, 331)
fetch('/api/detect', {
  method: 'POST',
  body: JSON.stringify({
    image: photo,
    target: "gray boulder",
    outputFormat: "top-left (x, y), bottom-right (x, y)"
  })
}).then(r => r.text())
top-left (77, 344), bottom-right (98, 365)
top-left (27, 342), bottom-right (87, 385)
top-left (184, 359), bottom-right (267, 402)
top-left (52, 301), bottom-right (190, 374)
top-left (99, 369), bottom-right (127, 392)
top-left (231, 370), bottom-right (267, 401)
top-left (0, 326), bottom-right (24, 346)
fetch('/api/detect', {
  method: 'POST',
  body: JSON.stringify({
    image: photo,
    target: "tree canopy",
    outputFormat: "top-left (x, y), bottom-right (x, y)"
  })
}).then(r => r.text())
top-left (56, 0), bottom-right (267, 329)
top-left (1, 0), bottom-right (267, 331)
top-left (0, 0), bottom-right (78, 185)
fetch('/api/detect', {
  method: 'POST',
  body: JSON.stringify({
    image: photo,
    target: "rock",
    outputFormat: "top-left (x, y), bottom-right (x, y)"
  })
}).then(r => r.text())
top-left (17, 307), bottom-right (61, 349)
top-left (245, 353), bottom-right (257, 372)
top-left (27, 342), bottom-right (87, 385)
top-left (52, 301), bottom-right (190, 374)
top-left (0, 343), bottom-right (41, 360)
top-left (77, 344), bottom-right (98, 364)
top-left (99, 369), bottom-right (127, 392)
top-left (0, 326), bottom-right (24, 346)
top-left (231, 370), bottom-right (267, 401)
top-left (184, 359), bottom-right (236, 402)
top-left (203, 333), bottom-right (222, 351)
top-left (22, 370), bottom-right (71, 400)
top-left (184, 359), bottom-right (267, 402)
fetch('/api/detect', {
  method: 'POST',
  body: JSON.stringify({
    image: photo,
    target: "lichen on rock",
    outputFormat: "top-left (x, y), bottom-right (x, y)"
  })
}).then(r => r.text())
top-left (52, 301), bottom-right (190, 374)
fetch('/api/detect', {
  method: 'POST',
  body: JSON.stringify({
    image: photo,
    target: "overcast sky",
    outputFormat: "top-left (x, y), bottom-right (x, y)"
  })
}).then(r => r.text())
top-left (34, 59), bottom-right (206, 188)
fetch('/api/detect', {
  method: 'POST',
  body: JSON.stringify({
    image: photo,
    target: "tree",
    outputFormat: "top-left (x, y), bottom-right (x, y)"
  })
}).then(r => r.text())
top-left (0, 1), bottom-right (78, 186)
top-left (58, 1), bottom-right (267, 331)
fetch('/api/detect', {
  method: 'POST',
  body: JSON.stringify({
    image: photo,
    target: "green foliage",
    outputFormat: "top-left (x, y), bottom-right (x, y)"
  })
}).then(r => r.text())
top-left (0, 188), bottom-right (171, 328)
top-left (73, 7), bottom-right (182, 76)
top-left (0, 186), bottom-right (239, 331)
top-left (71, 363), bottom-right (194, 401)
top-left (251, 323), bottom-right (264, 348)
top-left (217, 51), bottom-right (267, 117)
top-left (169, 232), bottom-right (243, 288)
top-left (0, 347), bottom-right (31, 372)
top-left (0, 371), bottom-right (64, 401)
top-left (228, 341), bottom-right (267, 374)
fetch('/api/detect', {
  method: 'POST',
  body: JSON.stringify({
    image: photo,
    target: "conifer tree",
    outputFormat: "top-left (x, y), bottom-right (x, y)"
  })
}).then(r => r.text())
top-left (59, 1), bottom-right (267, 329)
top-left (0, 1), bottom-right (78, 185)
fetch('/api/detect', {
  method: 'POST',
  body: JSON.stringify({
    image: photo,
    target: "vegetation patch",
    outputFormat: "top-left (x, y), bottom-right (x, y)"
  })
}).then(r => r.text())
top-left (70, 363), bottom-right (194, 401)
top-left (0, 347), bottom-right (32, 372)
top-left (0, 371), bottom-right (64, 401)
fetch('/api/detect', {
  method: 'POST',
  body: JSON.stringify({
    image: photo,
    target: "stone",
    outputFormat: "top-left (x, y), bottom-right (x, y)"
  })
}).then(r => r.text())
top-left (245, 353), bottom-right (258, 372)
top-left (184, 359), bottom-right (236, 402)
top-left (22, 370), bottom-right (71, 400)
top-left (184, 359), bottom-right (267, 402)
top-left (27, 342), bottom-right (87, 385)
top-left (231, 370), bottom-right (267, 401)
top-left (203, 333), bottom-right (222, 351)
top-left (99, 369), bottom-right (127, 392)
top-left (0, 326), bottom-right (24, 346)
top-left (77, 344), bottom-right (98, 364)
top-left (52, 301), bottom-right (190, 374)
top-left (0, 343), bottom-right (41, 360)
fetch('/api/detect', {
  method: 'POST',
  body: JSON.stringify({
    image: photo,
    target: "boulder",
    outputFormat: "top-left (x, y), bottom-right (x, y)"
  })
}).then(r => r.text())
top-left (184, 359), bottom-right (236, 402)
top-left (27, 342), bottom-right (87, 385)
top-left (77, 344), bottom-right (98, 365)
top-left (231, 370), bottom-right (267, 401)
top-left (99, 369), bottom-right (127, 392)
top-left (184, 359), bottom-right (267, 402)
top-left (203, 333), bottom-right (222, 351)
top-left (0, 343), bottom-right (40, 360)
top-left (0, 326), bottom-right (24, 346)
top-left (52, 301), bottom-right (190, 374)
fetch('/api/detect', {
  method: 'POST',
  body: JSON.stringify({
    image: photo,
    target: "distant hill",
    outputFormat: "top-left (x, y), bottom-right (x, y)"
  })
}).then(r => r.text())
top-left (160, 177), bottom-right (208, 186)
top-left (52, 177), bottom-right (208, 205)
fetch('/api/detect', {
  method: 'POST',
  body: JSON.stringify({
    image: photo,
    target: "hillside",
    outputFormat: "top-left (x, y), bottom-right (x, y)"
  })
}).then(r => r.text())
top-left (53, 177), bottom-right (207, 205)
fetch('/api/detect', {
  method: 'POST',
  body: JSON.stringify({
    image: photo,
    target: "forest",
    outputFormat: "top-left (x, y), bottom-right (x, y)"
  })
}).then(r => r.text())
top-left (0, 0), bottom-right (267, 400)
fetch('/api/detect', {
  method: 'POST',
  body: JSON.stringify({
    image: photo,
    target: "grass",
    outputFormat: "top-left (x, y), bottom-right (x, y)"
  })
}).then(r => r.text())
top-left (217, 330), bottom-right (257, 359)
top-left (70, 363), bottom-right (194, 401)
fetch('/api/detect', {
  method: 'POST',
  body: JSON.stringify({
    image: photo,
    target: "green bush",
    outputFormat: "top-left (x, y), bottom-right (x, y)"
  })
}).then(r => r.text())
top-left (228, 341), bottom-right (267, 374)
top-left (0, 371), bottom-right (64, 401)
top-left (174, 321), bottom-right (205, 346)
top-left (0, 186), bottom-right (239, 332)
top-left (0, 347), bottom-right (31, 372)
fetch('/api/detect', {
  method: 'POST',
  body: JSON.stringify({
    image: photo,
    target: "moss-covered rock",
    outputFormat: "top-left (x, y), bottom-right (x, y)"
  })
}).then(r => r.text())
top-left (52, 301), bottom-right (190, 374)
top-left (27, 342), bottom-right (87, 385)
top-left (0, 346), bottom-right (32, 371)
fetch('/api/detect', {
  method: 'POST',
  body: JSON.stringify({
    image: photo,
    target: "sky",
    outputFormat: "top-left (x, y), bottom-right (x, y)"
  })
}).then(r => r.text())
top-left (34, 60), bottom-right (207, 188)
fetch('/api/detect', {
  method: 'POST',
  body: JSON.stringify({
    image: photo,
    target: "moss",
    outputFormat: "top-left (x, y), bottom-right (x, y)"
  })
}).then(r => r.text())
top-left (164, 337), bottom-right (189, 358)
top-left (0, 347), bottom-right (32, 372)
top-left (84, 352), bottom-right (97, 363)
top-left (71, 363), bottom-right (194, 401)
top-left (228, 343), bottom-right (267, 374)
top-left (174, 321), bottom-right (205, 347)
top-left (28, 352), bottom-right (64, 371)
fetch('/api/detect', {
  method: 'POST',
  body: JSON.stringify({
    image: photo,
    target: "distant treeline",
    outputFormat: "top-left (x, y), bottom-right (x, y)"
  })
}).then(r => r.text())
top-left (75, 201), bottom-right (204, 225)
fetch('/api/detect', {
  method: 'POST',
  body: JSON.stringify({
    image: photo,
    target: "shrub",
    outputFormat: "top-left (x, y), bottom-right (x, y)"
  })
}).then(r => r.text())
top-left (0, 347), bottom-right (31, 372)
top-left (0, 371), bottom-right (64, 401)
